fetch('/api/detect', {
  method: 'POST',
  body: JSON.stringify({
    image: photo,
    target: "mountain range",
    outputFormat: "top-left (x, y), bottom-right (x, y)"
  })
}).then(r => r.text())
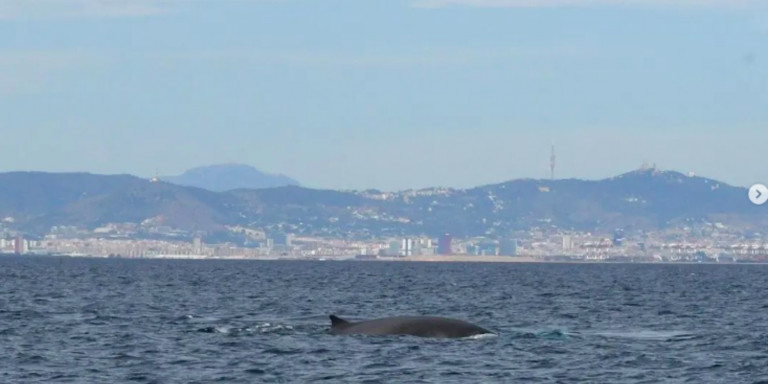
top-left (161, 164), bottom-right (300, 191)
top-left (0, 168), bottom-right (764, 239)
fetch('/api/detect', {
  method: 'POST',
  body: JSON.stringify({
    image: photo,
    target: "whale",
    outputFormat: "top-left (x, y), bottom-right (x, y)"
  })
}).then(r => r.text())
top-left (329, 314), bottom-right (492, 338)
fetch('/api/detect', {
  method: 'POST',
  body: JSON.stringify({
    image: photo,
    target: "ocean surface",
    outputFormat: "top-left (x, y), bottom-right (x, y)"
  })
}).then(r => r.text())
top-left (2, 257), bottom-right (768, 383)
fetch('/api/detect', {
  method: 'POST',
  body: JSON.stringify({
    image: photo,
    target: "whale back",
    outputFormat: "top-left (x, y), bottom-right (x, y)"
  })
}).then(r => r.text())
top-left (329, 315), bottom-right (490, 338)
top-left (330, 315), bottom-right (351, 329)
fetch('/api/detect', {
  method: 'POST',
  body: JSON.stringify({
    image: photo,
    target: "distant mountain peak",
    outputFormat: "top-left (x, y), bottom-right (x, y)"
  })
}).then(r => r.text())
top-left (162, 164), bottom-right (300, 192)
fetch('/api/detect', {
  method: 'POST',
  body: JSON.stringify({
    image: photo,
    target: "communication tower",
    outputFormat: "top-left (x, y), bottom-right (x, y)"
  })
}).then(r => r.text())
top-left (549, 145), bottom-right (556, 180)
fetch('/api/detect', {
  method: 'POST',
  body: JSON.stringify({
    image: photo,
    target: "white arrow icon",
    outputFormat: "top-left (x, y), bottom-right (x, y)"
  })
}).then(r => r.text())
top-left (749, 184), bottom-right (768, 205)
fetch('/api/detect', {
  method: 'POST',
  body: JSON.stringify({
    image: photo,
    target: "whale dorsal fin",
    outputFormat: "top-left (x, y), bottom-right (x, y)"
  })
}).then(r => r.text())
top-left (330, 315), bottom-right (349, 328)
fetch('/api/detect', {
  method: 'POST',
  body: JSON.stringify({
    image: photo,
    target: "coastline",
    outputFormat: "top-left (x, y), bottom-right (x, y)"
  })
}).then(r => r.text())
top-left (394, 255), bottom-right (539, 263)
top-left (3, 252), bottom-right (763, 265)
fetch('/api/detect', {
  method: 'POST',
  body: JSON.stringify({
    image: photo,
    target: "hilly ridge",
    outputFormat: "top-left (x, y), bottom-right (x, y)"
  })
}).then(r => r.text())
top-left (0, 169), bottom-right (763, 238)
top-left (0, 172), bottom-right (240, 234)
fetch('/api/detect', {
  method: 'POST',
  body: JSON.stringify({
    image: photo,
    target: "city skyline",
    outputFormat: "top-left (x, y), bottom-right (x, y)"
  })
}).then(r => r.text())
top-left (1, 1), bottom-right (766, 190)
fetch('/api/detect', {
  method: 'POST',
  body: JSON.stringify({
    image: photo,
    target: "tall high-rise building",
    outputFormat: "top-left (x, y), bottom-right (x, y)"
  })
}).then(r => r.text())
top-left (437, 233), bottom-right (452, 255)
top-left (400, 238), bottom-right (413, 256)
top-left (14, 235), bottom-right (23, 255)
top-left (562, 235), bottom-right (573, 251)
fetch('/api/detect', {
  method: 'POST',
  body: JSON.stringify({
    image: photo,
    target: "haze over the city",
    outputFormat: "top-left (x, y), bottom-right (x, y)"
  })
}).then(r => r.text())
top-left (1, 0), bottom-right (766, 190)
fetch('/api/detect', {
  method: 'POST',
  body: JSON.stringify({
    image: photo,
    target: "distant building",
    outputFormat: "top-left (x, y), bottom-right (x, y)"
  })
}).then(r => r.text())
top-left (13, 235), bottom-right (24, 254)
top-left (613, 229), bottom-right (625, 247)
top-left (387, 241), bottom-right (401, 256)
top-left (500, 239), bottom-right (518, 256)
top-left (273, 233), bottom-right (293, 247)
top-left (438, 233), bottom-right (452, 255)
top-left (412, 238), bottom-right (434, 256)
top-left (562, 235), bottom-right (573, 251)
top-left (400, 238), bottom-right (413, 256)
top-left (477, 240), bottom-right (498, 256)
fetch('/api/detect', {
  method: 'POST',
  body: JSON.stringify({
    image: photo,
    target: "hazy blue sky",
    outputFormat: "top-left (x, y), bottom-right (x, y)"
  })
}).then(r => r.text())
top-left (1, 0), bottom-right (766, 190)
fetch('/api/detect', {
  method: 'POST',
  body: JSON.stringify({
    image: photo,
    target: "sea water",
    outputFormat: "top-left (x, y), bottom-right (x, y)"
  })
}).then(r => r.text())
top-left (2, 257), bottom-right (767, 383)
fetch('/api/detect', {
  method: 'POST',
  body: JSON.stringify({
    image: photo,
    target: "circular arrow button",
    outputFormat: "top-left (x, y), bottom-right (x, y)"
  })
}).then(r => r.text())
top-left (749, 184), bottom-right (768, 206)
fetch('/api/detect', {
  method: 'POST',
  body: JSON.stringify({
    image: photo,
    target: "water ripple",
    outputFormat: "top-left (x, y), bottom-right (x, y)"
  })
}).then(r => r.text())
top-left (2, 257), bottom-right (768, 383)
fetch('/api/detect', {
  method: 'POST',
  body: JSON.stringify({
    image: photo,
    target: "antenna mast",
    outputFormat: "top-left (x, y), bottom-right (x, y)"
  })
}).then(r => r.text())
top-left (549, 145), bottom-right (556, 181)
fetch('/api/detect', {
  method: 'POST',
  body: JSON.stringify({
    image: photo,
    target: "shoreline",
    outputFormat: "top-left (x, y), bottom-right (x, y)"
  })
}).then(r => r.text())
top-left (396, 255), bottom-right (539, 263)
top-left (2, 253), bottom-right (765, 265)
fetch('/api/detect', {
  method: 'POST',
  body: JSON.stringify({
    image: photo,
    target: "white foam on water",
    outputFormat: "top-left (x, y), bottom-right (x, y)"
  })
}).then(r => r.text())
top-left (248, 323), bottom-right (295, 333)
top-left (467, 333), bottom-right (498, 340)
top-left (589, 329), bottom-right (695, 340)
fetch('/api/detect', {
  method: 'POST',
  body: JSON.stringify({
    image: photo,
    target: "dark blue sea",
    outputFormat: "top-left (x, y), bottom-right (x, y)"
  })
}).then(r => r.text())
top-left (2, 256), bottom-right (768, 383)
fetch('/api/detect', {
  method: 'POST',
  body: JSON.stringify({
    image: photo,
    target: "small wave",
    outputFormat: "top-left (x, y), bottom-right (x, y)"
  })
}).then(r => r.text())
top-left (196, 322), bottom-right (295, 335)
top-left (246, 322), bottom-right (295, 334)
top-left (18, 354), bottom-right (47, 364)
top-left (657, 309), bottom-right (675, 315)
top-left (590, 329), bottom-right (697, 341)
top-left (508, 328), bottom-right (580, 340)
top-left (467, 333), bottom-right (497, 340)
top-left (286, 314), bottom-right (328, 321)
top-left (51, 312), bottom-right (90, 322)
top-left (537, 329), bottom-right (581, 339)
top-left (263, 347), bottom-right (302, 355)
top-left (197, 326), bottom-right (230, 334)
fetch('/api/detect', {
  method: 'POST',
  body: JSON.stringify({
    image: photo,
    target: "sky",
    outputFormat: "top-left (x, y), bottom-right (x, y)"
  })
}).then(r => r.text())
top-left (0, 0), bottom-right (766, 190)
